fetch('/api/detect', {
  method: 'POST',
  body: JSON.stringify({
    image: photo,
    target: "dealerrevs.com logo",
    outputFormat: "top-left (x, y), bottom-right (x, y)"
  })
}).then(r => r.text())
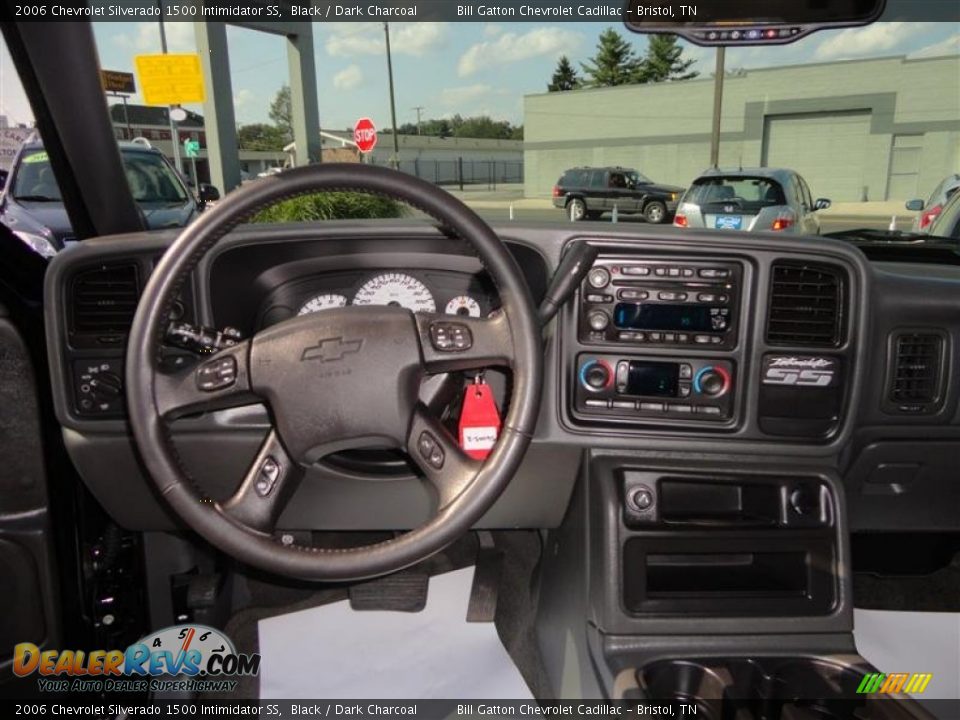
top-left (13, 624), bottom-right (260, 694)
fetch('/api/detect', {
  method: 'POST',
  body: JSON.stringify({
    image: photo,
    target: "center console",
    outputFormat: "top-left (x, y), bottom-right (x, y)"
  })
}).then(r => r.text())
top-left (570, 252), bottom-right (747, 430)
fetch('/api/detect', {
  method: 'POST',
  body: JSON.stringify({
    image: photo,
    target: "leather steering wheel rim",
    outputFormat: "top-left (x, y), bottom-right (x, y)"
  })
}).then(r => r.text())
top-left (125, 163), bottom-right (542, 581)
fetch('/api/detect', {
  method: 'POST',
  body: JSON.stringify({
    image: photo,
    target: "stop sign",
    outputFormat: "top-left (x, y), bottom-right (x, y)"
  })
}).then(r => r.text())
top-left (353, 117), bottom-right (377, 154)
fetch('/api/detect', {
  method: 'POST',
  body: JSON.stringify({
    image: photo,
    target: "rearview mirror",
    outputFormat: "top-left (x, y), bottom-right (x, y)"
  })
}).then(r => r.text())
top-left (624, 0), bottom-right (886, 46)
top-left (905, 199), bottom-right (924, 212)
top-left (814, 198), bottom-right (832, 211)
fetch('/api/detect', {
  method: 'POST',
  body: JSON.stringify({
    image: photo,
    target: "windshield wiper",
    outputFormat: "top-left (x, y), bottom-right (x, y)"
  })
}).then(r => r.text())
top-left (13, 194), bottom-right (60, 202)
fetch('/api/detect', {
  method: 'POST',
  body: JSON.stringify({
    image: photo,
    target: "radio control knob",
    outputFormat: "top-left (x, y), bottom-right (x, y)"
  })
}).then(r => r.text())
top-left (694, 366), bottom-right (730, 397)
top-left (588, 310), bottom-right (610, 331)
top-left (587, 267), bottom-right (610, 289)
top-left (580, 360), bottom-right (612, 391)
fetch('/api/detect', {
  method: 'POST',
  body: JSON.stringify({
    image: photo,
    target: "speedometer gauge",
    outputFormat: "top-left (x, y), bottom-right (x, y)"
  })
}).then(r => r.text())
top-left (298, 293), bottom-right (348, 315)
top-left (445, 295), bottom-right (481, 317)
top-left (353, 273), bottom-right (436, 313)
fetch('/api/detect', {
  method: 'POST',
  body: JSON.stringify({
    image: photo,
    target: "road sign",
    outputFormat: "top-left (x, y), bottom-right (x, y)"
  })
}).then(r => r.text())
top-left (100, 70), bottom-right (136, 95)
top-left (353, 117), bottom-right (377, 154)
top-left (134, 54), bottom-right (205, 106)
top-left (183, 139), bottom-right (200, 158)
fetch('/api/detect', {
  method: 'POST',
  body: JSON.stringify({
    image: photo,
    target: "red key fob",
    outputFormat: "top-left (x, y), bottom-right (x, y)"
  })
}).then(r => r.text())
top-left (458, 379), bottom-right (501, 460)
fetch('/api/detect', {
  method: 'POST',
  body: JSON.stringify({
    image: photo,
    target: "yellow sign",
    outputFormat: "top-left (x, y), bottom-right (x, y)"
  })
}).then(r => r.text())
top-left (134, 54), bottom-right (205, 106)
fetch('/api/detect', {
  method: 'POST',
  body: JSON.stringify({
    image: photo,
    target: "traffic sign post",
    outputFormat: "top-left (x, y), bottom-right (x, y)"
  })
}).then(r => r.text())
top-left (353, 118), bottom-right (378, 155)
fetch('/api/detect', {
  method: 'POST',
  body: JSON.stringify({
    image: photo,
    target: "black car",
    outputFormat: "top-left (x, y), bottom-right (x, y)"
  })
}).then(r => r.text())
top-left (552, 166), bottom-right (684, 223)
top-left (0, 139), bottom-right (219, 257)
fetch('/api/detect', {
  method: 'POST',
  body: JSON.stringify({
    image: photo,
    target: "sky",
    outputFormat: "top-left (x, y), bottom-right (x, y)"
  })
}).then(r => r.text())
top-left (1, 21), bottom-right (958, 130)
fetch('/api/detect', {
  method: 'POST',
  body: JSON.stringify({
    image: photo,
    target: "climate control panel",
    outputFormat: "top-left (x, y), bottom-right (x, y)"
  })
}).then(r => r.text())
top-left (574, 354), bottom-right (735, 422)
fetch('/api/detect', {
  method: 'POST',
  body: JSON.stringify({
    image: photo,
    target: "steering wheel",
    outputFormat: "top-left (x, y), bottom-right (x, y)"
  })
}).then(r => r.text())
top-left (125, 164), bottom-right (542, 581)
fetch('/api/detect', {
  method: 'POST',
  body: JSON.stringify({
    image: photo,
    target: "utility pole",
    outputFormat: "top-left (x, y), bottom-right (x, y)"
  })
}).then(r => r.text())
top-left (157, 0), bottom-right (183, 173)
top-left (384, 22), bottom-right (400, 169)
top-left (709, 46), bottom-right (725, 169)
top-left (412, 106), bottom-right (425, 135)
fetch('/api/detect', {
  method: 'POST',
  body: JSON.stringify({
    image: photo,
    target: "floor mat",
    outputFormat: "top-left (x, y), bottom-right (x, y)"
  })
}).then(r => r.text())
top-left (854, 608), bottom-right (960, 701)
top-left (257, 566), bottom-right (535, 699)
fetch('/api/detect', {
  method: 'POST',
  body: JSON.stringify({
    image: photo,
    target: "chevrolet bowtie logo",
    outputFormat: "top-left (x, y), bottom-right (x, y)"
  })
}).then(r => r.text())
top-left (301, 337), bottom-right (363, 362)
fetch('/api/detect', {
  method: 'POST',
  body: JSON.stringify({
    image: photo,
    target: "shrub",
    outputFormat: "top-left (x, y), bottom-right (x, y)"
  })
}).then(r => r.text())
top-left (250, 191), bottom-right (406, 223)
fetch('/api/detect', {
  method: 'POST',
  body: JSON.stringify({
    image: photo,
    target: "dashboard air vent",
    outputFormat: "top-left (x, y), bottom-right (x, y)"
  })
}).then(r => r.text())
top-left (888, 332), bottom-right (945, 412)
top-left (766, 263), bottom-right (843, 346)
top-left (69, 263), bottom-right (140, 338)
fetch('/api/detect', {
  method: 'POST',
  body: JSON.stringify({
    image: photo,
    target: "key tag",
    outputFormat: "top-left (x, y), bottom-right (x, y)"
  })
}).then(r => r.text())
top-left (458, 375), bottom-right (501, 460)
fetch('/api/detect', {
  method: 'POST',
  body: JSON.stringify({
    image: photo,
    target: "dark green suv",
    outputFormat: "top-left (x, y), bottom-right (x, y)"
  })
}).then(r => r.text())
top-left (552, 166), bottom-right (684, 223)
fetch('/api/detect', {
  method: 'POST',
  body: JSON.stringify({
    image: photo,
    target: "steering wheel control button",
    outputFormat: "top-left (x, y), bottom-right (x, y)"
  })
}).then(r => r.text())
top-left (197, 355), bottom-right (238, 391)
top-left (429, 322), bottom-right (472, 352)
top-left (587, 267), bottom-right (610, 288)
top-left (254, 456), bottom-right (281, 497)
top-left (417, 432), bottom-right (445, 469)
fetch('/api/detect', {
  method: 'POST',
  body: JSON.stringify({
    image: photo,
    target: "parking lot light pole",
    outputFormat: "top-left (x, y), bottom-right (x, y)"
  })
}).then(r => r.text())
top-left (709, 47), bottom-right (725, 168)
top-left (384, 23), bottom-right (400, 169)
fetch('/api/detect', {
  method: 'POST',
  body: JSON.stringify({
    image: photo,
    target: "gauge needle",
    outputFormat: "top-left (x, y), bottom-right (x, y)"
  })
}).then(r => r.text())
top-left (175, 627), bottom-right (196, 672)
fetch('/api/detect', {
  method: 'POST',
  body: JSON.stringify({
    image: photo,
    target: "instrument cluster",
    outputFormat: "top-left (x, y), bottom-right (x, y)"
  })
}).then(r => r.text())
top-left (258, 269), bottom-right (496, 329)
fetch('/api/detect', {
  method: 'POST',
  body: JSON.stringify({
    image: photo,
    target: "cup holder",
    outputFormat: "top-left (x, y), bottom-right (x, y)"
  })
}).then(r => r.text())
top-left (635, 656), bottom-right (927, 720)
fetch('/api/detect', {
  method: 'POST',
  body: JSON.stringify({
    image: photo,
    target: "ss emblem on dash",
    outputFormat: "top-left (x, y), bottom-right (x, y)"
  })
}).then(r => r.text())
top-left (762, 356), bottom-right (837, 387)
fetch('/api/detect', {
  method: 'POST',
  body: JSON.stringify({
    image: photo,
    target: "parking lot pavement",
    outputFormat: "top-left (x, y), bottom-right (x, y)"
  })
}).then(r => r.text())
top-left (471, 206), bottom-right (916, 234)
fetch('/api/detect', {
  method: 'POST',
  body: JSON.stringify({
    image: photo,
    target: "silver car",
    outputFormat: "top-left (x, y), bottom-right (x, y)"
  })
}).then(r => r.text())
top-left (905, 173), bottom-right (960, 233)
top-left (673, 168), bottom-right (831, 234)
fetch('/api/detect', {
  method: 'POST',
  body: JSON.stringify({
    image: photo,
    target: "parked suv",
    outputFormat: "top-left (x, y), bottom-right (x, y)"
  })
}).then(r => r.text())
top-left (0, 139), bottom-right (219, 257)
top-left (552, 166), bottom-right (684, 223)
top-left (674, 167), bottom-right (830, 234)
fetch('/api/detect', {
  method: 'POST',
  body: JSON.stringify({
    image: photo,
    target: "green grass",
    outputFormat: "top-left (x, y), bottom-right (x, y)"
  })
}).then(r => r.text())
top-left (250, 192), bottom-right (406, 223)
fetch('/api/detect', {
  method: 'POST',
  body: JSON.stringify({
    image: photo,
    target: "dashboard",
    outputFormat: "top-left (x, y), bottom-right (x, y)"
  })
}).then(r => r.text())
top-left (43, 221), bottom-right (960, 535)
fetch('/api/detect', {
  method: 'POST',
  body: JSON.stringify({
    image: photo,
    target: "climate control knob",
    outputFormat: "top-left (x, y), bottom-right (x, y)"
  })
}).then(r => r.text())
top-left (694, 366), bottom-right (730, 397)
top-left (579, 360), bottom-right (613, 392)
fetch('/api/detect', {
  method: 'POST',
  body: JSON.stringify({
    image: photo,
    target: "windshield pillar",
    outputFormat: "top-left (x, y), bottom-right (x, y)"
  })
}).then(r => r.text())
top-left (195, 22), bottom-right (242, 194)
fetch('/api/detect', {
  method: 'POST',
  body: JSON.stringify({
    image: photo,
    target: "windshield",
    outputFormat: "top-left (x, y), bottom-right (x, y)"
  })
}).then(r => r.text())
top-left (0, 15), bottom-right (957, 251)
top-left (12, 148), bottom-right (188, 205)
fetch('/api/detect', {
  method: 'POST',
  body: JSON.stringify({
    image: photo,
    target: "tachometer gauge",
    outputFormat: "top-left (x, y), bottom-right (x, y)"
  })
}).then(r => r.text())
top-left (353, 273), bottom-right (436, 313)
top-left (298, 293), bottom-right (348, 315)
top-left (445, 295), bottom-right (481, 317)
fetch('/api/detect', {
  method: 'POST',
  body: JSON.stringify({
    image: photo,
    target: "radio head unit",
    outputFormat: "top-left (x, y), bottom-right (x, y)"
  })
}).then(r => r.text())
top-left (579, 258), bottom-right (743, 350)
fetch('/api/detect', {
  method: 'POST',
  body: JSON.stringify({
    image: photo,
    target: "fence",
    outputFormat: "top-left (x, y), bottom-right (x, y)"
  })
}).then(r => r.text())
top-left (366, 156), bottom-right (523, 188)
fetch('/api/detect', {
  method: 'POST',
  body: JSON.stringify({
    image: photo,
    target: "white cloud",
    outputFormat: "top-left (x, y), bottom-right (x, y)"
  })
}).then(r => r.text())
top-left (457, 27), bottom-right (582, 77)
top-left (114, 22), bottom-right (195, 53)
top-left (439, 84), bottom-right (493, 106)
top-left (813, 22), bottom-right (932, 61)
top-left (333, 64), bottom-right (364, 91)
top-left (484, 24), bottom-right (504, 38)
top-left (326, 23), bottom-right (447, 57)
top-left (908, 33), bottom-right (960, 59)
top-left (233, 88), bottom-right (253, 109)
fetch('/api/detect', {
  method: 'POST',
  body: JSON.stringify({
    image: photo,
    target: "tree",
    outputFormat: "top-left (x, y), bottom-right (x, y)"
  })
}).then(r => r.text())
top-left (581, 29), bottom-right (641, 87)
top-left (547, 56), bottom-right (580, 92)
top-left (237, 123), bottom-right (288, 151)
top-left (269, 85), bottom-right (293, 140)
top-left (636, 36), bottom-right (699, 83)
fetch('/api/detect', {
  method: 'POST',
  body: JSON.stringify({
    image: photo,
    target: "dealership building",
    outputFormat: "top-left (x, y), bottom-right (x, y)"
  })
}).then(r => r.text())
top-left (523, 54), bottom-right (960, 202)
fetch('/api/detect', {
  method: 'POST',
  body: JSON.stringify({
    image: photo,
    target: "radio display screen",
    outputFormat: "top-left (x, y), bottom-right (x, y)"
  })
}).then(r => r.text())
top-left (626, 361), bottom-right (679, 397)
top-left (614, 303), bottom-right (719, 333)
